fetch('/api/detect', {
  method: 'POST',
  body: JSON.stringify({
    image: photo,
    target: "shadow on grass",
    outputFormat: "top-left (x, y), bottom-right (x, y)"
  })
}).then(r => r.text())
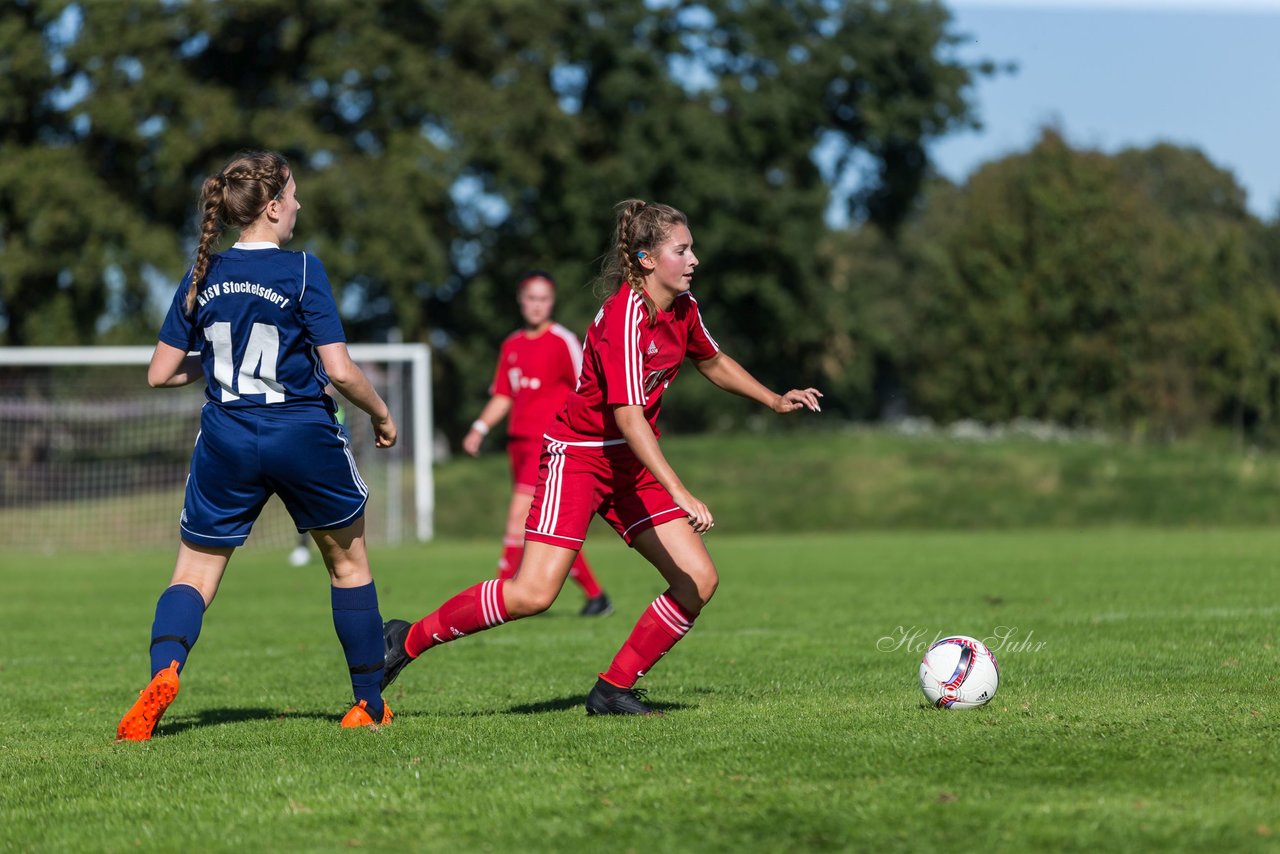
top-left (519, 609), bottom-right (612, 621)
top-left (160, 706), bottom-right (333, 735)
top-left (380, 694), bottom-right (693, 717)
top-left (504, 694), bottom-right (693, 716)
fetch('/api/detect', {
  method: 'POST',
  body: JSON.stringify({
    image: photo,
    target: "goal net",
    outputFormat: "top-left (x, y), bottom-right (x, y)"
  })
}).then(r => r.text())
top-left (0, 344), bottom-right (434, 554)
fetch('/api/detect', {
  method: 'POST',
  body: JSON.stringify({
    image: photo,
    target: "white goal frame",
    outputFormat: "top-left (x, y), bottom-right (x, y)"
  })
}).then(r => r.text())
top-left (0, 343), bottom-right (435, 542)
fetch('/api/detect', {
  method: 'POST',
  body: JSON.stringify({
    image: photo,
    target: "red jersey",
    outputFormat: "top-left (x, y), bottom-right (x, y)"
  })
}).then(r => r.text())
top-left (491, 322), bottom-right (584, 439)
top-left (547, 288), bottom-right (720, 445)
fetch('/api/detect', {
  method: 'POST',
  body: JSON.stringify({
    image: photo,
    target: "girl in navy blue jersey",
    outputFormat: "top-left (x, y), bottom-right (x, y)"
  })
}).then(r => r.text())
top-left (116, 150), bottom-right (398, 740)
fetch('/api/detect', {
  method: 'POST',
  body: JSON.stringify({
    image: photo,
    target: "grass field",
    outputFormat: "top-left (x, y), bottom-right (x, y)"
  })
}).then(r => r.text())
top-left (2, 529), bottom-right (1277, 851)
top-left (437, 427), bottom-right (1280, 537)
top-left (14, 426), bottom-right (1280, 553)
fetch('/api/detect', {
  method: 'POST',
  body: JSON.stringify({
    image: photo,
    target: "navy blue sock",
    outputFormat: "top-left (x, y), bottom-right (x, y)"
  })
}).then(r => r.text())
top-left (149, 583), bottom-right (206, 677)
top-left (331, 581), bottom-right (385, 718)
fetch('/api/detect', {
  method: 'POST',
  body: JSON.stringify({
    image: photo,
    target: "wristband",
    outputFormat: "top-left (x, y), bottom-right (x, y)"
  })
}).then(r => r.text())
top-left (471, 420), bottom-right (490, 436)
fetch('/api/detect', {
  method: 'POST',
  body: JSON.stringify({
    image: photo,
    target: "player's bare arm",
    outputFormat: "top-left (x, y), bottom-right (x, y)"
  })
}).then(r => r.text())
top-left (316, 342), bottom-right (397, 448)
top-left (147, 342), bottom-right (203, 388)
top-left (463, 394), bottom-right (513, 456)
top-left (694, 352), bottom-right (822, 413)
top-left (614, 404), bottom-right (714, 533)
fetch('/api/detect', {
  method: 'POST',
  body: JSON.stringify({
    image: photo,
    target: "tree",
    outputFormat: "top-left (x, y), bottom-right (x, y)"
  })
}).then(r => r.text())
top-left (893, 129), bottom-right (1280, 438)
top-left (451, 0), bottom-right (995, 428)
top-left (0, 1), bottom-right (174, 345)
top-left (2, 0), bottom-right (992, 436)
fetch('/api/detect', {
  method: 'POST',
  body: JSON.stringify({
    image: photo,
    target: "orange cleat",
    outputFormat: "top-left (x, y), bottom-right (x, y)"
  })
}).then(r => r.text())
top-left (340, 699), bottom-right (393, 729)
top-left (116, 660), bottom-right (181, 742)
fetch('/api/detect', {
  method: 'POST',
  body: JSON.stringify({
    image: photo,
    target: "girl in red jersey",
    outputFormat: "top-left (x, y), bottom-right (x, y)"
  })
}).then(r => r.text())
top-left (462, 271), bottom-right (613, 617)
top-left (382, 200), bottom-right (821, 715)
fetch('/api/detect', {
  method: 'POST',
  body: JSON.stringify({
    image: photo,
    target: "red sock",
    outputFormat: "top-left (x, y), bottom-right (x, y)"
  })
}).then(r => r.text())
top-left (601, 592), bottom-right (696, 689)
top-left (497, 541), bottom-right (523, 582)
top-left (568, 551), bottom-right (604, 598)
top-left (405, 580), bottom-right (509, 658)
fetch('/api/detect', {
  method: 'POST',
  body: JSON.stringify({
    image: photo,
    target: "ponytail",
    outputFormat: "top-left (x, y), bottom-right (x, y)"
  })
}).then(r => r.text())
top-left (186, 173), bottom-right (228, 315)
top-left (184, 150), bottom-right (291, 316)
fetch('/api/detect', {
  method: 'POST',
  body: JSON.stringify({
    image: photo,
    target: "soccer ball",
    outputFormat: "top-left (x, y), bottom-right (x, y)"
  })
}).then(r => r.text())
top-left (919, 635), bottom-right (999, 709)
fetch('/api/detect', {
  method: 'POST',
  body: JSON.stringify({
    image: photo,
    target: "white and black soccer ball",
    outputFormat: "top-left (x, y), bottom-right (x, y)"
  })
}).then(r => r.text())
top-left (919, 635), bottom-right (999, 709)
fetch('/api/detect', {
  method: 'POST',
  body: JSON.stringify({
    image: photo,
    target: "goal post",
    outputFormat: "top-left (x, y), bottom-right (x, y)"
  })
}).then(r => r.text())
top-left (0, 344), bottom-right (434, 553)
top-left (349, 343), bottom-right (434, 544)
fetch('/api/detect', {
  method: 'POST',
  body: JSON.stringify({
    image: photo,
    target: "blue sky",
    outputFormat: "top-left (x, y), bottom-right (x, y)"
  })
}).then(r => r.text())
top-left (930, 0), bottom-right (1280, 219)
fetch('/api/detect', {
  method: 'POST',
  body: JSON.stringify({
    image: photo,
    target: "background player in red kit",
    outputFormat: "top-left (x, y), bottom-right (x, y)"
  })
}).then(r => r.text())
top-left (382, 200), bottom-right (821, 715)
top-left (462, 271), bottom-right (612, 616)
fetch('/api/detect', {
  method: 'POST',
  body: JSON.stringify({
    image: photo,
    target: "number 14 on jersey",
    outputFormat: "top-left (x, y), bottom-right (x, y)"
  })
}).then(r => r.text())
top-left (206, 321), bottom-right (286, 403)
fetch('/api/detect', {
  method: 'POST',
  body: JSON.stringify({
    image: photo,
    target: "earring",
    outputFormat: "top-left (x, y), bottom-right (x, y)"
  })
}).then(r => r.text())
top-left (636, 251), bottom-right (647, 259)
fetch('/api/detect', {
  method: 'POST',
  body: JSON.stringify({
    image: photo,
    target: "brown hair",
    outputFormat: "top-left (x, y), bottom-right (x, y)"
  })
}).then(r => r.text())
top-left (597, 199), bottom-right (687, 325)
top-left (517, 269), bottom-right (557, 292)
top-left (185, 150), bottom-right (291, 315)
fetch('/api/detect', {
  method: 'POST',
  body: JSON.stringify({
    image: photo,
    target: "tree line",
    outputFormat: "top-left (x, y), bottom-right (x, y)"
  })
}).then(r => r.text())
top-left (2, 1), bottom-right (1275, 442)
top-left (820, 129), bottom-right (1280, 442)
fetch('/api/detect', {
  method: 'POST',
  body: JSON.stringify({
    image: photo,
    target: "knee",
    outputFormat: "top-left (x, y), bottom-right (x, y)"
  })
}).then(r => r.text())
top-left (673, 567), bottom-right (718, 616)
top-left (325, 556), bottom-right (372, 588)
top-left (693, 570), bottom-right (718, 609)
top-left (504, 581), bottom-right (557, 618)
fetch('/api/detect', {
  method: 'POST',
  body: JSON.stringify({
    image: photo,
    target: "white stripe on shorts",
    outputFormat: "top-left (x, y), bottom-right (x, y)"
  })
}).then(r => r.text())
top-left (621, 506), bottom-right (687, 539)
top-left (522, 529), bottom-right (585, 546)
top-left (540, 433), bottom-right (627, 448)
top-left (337, 426), bottom-right (368, 497)
top-left (548, 441), bottom-right (566, 534)
top-left (534, 441), bottom-right (566, 537)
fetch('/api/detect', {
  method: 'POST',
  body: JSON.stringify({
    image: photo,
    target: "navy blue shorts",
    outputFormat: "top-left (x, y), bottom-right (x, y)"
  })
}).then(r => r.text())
top-left (179, 404), bottom-right (368, 548)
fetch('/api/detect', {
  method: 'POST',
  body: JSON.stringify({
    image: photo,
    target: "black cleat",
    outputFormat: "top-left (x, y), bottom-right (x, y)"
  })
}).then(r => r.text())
top-left (579, 593), bottom-right (614, 617)
top-left (585, 677), bottom-right (662, 716)
top-left (381, 619), bottom-right (414, 690)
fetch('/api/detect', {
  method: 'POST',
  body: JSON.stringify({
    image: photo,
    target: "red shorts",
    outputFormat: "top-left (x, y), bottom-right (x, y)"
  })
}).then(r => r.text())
top-left (524, 440), bottom-right (686, 548)
top-left (506, 436), bottom-right (542, 495)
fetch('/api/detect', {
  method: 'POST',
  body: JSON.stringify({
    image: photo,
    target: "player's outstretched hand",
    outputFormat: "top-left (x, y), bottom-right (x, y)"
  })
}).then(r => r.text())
top-left (372, 414), bottom-right (398, 449)
top-left (462, 429), bottom-right (484, 457)
top-left (672, 487), bottom-right (715, 535)
top-left (772, 388), bottom-right (823, 414)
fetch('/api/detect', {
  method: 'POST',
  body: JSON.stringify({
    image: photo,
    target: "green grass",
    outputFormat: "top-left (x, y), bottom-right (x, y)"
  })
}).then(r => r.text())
top-left (437, 428), bottom-right (1280, 537)
top-left (2, 530), bottom-right (1277, 851)
top-left (13, 427), bottom-right (1280, 551)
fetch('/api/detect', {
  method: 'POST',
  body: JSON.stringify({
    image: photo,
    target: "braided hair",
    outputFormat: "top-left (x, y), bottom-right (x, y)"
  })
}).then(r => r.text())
top-left (596, 199), bottom-right (688, 325)
top-left (185, 150), bottom-right (291, 315)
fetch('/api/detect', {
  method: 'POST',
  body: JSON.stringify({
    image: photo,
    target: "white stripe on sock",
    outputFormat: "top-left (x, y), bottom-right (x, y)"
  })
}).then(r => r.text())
top-left (651, 595), bottom-right (691, 636)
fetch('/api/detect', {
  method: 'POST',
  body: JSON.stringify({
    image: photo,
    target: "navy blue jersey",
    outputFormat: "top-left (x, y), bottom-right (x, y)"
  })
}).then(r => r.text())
top-left (159, 243), bottom-right (345, 416)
